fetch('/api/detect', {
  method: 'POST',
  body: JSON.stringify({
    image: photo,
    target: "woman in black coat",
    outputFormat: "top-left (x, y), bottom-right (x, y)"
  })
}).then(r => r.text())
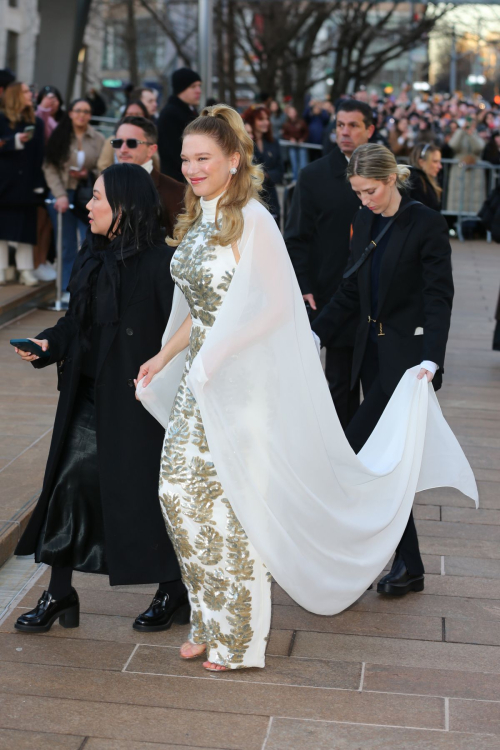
top-left (408, 143), bottom-right (443, 212)
top-left (13, 163), bottom-right (188, 634)
top-left (312, 144), bottom-right (453, 599)
top-left (0, 81), bottom-right (44, 285)
top-left (243, 105), bottom-right (284, 224)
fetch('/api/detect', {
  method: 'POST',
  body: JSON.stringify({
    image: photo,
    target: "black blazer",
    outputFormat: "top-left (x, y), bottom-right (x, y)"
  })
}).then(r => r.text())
top-left (284, 146), bottom-right (361, 347)
top-left (16, 243), bottom-right (180, 586)
top-left (312, 197), bottom-right (454, 395)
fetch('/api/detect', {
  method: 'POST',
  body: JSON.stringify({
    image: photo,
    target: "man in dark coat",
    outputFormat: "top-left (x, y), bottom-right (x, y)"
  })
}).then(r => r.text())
top-left (158, 68), bottom-right (201, 182)
top-left (113, 116), bottom-right (184, 236)
top-left (284, 100), bottom-right (375, 429)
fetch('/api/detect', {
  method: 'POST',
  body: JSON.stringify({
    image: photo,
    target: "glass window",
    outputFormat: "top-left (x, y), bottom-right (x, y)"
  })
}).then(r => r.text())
top-left (6, 31), bottom-right (18, 75)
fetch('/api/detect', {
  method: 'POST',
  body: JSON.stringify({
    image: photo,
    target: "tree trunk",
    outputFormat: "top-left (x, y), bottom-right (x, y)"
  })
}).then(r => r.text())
top-left (125, 0), bottom-right (139, 87)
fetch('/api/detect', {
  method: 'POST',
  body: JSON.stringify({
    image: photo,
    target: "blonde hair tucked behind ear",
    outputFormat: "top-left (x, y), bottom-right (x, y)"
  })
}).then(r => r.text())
top-left (167, 104), bottom-right (265, 248)
top-left (347, 143), bottom-right (411, 191)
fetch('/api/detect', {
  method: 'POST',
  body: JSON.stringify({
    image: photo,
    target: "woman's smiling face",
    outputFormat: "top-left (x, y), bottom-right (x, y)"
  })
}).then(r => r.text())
top-left (181, 134), bottom-right (239, 201)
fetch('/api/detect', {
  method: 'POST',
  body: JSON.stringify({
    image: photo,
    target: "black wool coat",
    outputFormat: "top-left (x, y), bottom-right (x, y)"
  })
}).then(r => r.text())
top-left (284, 146), bottom-right (361, 347)
top-left (16, 242), bottom-right (181, 586)
top-left (0, 113), bottom-right (45, 206)
top-left (407, 167), bottom-right (441, 212)
top-left (158, 95), bottom-right (198, 183)
top-left (312, 197), bottom-right (454, 395)
top-left (253, 140), bottom-right (284, 222)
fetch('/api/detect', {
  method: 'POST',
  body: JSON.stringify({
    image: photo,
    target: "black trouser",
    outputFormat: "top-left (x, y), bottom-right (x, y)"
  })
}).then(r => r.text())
top-left (325, 345), bottom-right (361, 431)
top-left (345, 339), bottom-right (424, 577)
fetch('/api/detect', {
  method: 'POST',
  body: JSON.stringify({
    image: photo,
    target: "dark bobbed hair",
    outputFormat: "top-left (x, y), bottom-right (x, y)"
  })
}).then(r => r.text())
top-left (45, 98), bottom-right (91, 170)
top-left (123, 99), bottom-right (149, 119)
top-left (36, 85), bottom-right (64, 121)
top-left (116, 115), bottom-right (158, 144)
top-left (97, 163), bottom-right (163, 250)
top-left (336, 99), bottom-right (374, 129)
top-left (241, 104), bottom-right (274, 142)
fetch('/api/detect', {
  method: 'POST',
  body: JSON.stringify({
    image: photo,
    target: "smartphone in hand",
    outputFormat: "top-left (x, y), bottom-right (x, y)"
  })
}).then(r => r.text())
top-left (23, 125), bottom-right (35, 141)
top-left (10, 339), bottom-right (50, 358)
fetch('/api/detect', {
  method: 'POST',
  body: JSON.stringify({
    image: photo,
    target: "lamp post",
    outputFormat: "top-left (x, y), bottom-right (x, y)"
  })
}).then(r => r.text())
top-left (198, 0), bottom-right (213, 104)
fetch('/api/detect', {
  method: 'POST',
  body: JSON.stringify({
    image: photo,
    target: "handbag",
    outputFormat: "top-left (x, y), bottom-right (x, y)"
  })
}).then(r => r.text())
top-left (343, 200), bottom-right (420, 279)
top-left (72, 171), bottom-right (94, 223)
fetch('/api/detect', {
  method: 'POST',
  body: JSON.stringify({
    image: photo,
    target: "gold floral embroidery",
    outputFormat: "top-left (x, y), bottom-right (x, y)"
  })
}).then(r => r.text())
top-left (160, 217), bottom-right (269, 669)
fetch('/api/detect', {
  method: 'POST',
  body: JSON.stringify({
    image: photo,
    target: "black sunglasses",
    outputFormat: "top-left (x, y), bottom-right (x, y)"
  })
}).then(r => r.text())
top-left (110, 138), bottom-right (152, 149)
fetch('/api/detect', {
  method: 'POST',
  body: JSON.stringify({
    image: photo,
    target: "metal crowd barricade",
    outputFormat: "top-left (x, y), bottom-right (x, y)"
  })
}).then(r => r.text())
top-left (45, 198), bottom-right (74, 312)
top-left (438, 158), bottom-right (500, 242)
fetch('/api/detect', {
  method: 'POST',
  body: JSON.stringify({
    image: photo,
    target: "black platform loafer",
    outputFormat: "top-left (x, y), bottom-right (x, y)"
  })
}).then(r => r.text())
top-left (133, 590), bottom-right (191, 632)
top-left (15, 588), bottom-right (80, 633)
top-left (377, 556), bottom-right (424, 596)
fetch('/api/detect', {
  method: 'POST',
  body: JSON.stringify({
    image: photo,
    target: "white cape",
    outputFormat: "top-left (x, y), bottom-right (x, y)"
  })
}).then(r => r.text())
top-left (137, 199), bottom-right (478, 616)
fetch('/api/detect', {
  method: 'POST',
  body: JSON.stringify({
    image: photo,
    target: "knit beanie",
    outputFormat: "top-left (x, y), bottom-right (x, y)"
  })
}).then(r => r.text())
top-left (172, 68), bottom-right (201, 96)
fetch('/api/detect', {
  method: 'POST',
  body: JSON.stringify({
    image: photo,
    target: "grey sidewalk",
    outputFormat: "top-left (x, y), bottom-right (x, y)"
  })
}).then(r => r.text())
top-left (0, 239), bottom-right (499, 749)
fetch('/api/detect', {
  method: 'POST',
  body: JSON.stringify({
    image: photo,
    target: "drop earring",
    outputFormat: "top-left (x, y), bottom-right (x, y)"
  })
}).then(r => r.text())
top-left (230, 167), bottom-right (237, 175)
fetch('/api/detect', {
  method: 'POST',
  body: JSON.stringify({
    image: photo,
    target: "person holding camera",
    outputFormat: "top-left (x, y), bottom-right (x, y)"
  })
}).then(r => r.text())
top-left (43, 98), bottom-right (104, 299)
top-left (0, 81), bottom-right (44, 286)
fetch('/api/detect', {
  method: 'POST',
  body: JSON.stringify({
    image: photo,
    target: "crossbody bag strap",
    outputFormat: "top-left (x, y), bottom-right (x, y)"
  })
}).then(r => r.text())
top-left (343, 200), bottom-right (420, 280)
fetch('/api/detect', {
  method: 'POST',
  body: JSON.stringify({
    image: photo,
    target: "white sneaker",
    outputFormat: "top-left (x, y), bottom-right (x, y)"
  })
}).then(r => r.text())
top-left (19, 269), bottom-right (39, 286)
top-left (0, 269), bottom-right (6, 285)
top-left (33, 263), bottom-right (57, 282)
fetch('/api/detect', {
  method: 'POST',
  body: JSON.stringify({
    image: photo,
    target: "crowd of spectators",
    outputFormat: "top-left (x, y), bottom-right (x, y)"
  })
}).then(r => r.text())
top-left (2, 61), bottom-right (500, 295)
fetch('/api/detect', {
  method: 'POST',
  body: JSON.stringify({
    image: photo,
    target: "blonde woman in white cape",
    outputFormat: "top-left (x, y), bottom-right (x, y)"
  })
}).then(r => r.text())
top-left (136, 105), bottom-right (478, 672)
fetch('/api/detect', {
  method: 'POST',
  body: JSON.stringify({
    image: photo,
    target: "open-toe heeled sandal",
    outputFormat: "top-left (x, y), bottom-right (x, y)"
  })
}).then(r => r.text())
top-left (203, 661), bottom-right (228, 672)
top-left (180, 641), bottom-right (206, 660)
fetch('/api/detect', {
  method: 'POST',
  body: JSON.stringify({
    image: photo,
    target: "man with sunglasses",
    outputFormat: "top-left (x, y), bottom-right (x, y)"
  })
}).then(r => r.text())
top-left (111, 116), bottom-right (184, 237)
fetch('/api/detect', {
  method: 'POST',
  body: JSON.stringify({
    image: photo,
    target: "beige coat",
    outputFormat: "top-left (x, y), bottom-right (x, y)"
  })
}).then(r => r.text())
top-left (43, 125), bottom-right (105, 198)
top-left (446, 129), bottom-right (486, 214)
top-left (97, 135), bottom-right (161, 174)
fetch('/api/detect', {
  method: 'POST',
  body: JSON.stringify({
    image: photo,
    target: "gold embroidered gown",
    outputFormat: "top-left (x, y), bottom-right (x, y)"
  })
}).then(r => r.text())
top-left (159, 195), bottom-right (272, 669)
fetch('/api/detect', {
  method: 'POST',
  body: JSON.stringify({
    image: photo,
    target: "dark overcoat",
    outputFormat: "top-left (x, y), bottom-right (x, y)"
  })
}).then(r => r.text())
top-left (312, 197), bottom-right (454, 395)
top-left (158, 95), bottom-right (197, 182)
top-left (284, 146), bottom-right (360, 347)
top-left (16, 242), bottom-right (181, 586)
top-left (151, 167), bottom-right (185, 237)
top-left (253, 140), bottom-right (284, 222)
top-left (0, 113), bottom-right (45, 243)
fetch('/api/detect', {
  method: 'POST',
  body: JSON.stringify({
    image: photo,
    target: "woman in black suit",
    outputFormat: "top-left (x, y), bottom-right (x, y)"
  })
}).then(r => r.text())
top-left (312, 143), bottom-right (454, 597)
top-left (13, 164), bottom-right (188, 633)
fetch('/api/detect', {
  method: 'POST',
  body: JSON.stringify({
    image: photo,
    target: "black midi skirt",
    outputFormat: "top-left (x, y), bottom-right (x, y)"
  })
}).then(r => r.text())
top-left (36, 377), bottom-right (108, 574)
top-left (0, 205), bottom-right (38, 244)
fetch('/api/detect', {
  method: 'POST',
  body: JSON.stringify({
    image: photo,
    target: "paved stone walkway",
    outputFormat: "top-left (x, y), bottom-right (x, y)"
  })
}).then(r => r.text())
top-left (0, 239), bottom-right (499, 749)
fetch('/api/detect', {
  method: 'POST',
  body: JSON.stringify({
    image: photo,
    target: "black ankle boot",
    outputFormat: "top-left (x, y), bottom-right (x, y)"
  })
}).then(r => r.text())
top-left (377, 556), bottom-right (424, 596)
top-left (15, 588), bottom-right (80, 633)
top-left (133, 589), bottom-right (190, 632)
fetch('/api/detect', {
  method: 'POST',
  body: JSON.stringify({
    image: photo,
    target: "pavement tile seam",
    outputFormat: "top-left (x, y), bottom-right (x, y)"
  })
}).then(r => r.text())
top-left (361, 689), bottom-right (500, 704)
top-left (261, 716), bottom-right (273, 750)
top-left (0, 689), bottom-right (274, 722)
top-left (0, 427), bottom-right (53, 475)
top-left (267, 716), bottom-right (500, 737)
